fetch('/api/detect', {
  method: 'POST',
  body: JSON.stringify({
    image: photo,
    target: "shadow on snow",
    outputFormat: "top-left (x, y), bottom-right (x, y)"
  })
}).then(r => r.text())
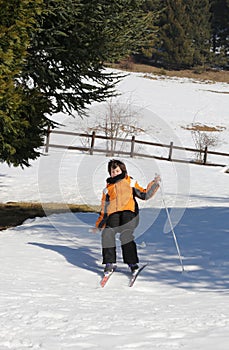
top-left (27, 207), bottom-right (229, 293)
top-left (28, 242), bottom-right (100, 275)
top-left (137, 206), bottom-right (229, 293)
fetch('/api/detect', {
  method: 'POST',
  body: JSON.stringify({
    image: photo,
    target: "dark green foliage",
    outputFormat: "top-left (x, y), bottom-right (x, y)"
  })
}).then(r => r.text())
top-left (210, 0), bottom-right (229, 66)
top-left (1, 0), bottom-right (226, 167)
top-left (146, 0), bottom-right (227, 70)
top-left (0, 0), bottom-right (156, 166)
top-left (0, 0), bottom-right (52, 167)
top-left (0, 88), bottom-right (52, 167)
top-left (186, 0), bottom-right (211, 67)
top-left (22, 0), bottom-right (155, 115)
top-left (152, 0), bottom-right (212, 69)
top-left (153, 0), bottom-right (194, 69)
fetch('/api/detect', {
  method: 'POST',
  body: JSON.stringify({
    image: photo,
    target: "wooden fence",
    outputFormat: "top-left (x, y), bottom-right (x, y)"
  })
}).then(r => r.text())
top-left (44, 128), bottom-right (229, 167)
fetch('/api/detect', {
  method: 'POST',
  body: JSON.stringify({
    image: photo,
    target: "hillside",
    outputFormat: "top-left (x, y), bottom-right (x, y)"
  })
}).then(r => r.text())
top-left (0, 71), bottom-right (228, 350)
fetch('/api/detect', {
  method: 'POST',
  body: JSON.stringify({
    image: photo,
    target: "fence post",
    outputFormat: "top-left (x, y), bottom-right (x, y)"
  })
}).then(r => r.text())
top-left (45, 126), bottom-right (51, 153)
top-left (168, 141), bottom-right (173, 161)
top-left (130, 135), bottom-right (135, 157)
top-left (203, 146), bottom-right (208, 164)
top-left (90, 131), bottom-right (96, 155)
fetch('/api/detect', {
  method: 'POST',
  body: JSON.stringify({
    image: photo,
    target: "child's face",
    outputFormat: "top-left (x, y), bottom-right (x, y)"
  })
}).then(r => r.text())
top-left (110, 166), bottom-right (122, 178)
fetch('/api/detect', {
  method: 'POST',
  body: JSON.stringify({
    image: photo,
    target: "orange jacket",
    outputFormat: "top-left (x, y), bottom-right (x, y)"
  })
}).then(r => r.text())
top-left (96, 174), bottom-right (159, 229)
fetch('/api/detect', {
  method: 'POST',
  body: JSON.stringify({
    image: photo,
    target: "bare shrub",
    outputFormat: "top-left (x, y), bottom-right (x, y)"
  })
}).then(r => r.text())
top-left (191, 129), bottom-right (219, 162)
top-left (85, 99), bottom-right (145, 155)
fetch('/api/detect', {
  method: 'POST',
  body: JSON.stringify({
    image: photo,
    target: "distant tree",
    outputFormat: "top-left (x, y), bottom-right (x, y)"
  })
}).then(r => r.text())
top-left (186, 0), bottom-right (211, 67)
top-left (153, 0), bottom-right (194, 69)
top-left (149, 0), bottom-right (213, 69)
top-left (210, 0), bottom-right (229, 66)
top-left (133, 0), bottom-right (160, 61)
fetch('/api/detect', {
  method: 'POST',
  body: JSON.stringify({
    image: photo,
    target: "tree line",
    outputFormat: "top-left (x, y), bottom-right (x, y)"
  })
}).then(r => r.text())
top-left (138, 0), bottom-right (229, 70)
top-left (0, 0), bottom-right (228, 167)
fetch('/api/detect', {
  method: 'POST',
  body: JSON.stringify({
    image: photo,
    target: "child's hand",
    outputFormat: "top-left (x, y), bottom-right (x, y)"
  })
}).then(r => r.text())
top-left (154, 174), bottom-right (161, 184)
top-left (89, 227), bottom-right (99, 234)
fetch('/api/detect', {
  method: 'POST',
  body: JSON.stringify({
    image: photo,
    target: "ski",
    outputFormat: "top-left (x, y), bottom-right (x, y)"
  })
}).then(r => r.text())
top-left (100, 268), bottom-right (116, 288)
top-left (129, 264), bottom-right (148, 287)
top-left (100, 264), bottom-right (147, 287)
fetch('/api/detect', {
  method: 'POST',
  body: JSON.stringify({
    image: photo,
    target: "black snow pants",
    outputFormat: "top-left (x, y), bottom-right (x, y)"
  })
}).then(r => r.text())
top-left (101, 210), bottom-right (139, 265)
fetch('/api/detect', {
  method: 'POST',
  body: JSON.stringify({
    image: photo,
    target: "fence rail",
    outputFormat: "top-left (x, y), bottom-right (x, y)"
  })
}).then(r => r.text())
top-left (44, 128), bottom-right (229, 167)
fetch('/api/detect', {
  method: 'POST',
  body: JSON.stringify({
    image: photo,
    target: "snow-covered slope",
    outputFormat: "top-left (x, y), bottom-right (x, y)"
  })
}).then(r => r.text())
top-left (0, 71), bottom-right (228, 350)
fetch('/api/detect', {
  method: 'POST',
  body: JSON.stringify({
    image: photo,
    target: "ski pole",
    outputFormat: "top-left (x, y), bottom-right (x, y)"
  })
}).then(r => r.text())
top-left (156, 174), bottom-right (185, 272)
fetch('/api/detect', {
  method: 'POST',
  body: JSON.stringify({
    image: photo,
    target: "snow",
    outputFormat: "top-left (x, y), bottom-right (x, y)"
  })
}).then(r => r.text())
top-left (0, 71), bottom-right (229, 349)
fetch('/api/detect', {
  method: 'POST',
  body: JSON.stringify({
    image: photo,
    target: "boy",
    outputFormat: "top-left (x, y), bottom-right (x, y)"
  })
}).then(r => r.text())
top-left (95, 159), bottom-right (160, 275)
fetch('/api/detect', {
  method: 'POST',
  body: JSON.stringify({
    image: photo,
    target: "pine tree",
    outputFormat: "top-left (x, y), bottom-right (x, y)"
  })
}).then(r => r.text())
top-left (0, 0), bottom-right (52, 167)
top-left (150, 0), bottom-right (213, 69)
top-left (210, 0), bottom-right (229, 67)
top-left (186, 0), bottom-right (211, 67)
top-left (0, 0), bottom-right (156, 166)
top-left (21, 0), bottom-right (156, 116)
top-left (153, 0), bottom-right (194, 69)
